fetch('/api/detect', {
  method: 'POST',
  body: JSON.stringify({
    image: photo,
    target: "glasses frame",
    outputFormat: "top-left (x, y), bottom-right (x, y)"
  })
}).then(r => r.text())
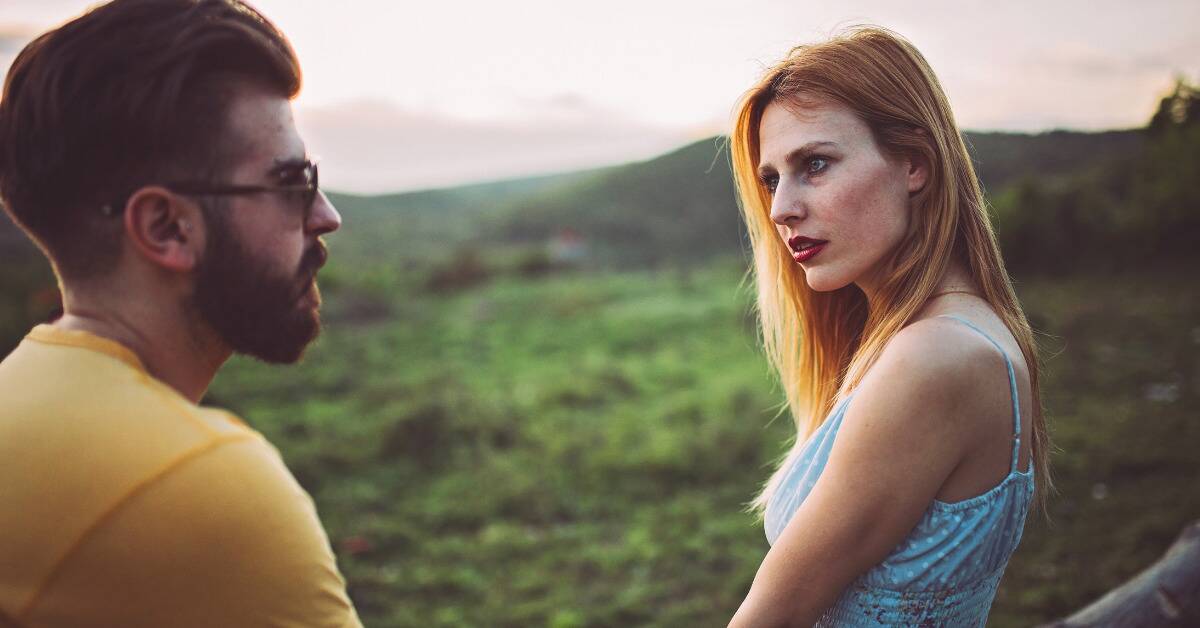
top-left (101, 160), bottom-right (320, 217)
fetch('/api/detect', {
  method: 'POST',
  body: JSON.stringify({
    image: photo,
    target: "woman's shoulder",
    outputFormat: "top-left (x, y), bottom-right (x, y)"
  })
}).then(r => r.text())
top-left (846, 313), bottom-right (1014, 450)
top-left (872, 314), bottom-right (1008, 394)
top-left (812, 312), bottom-right (1018, 542)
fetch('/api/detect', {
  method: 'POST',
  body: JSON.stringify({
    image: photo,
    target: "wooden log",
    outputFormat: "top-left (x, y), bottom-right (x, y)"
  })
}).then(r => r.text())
top-left (1041, 520), bottom-right (1200, 627)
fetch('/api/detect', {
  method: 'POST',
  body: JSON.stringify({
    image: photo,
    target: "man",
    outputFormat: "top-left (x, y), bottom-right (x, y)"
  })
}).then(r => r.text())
top-left (0, 1), bottom-right (361, 625)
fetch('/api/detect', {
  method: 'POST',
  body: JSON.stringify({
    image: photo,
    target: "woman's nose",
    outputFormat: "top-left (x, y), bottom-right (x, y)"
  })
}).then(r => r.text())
top-left (769, 184), bottom-right (807, 226)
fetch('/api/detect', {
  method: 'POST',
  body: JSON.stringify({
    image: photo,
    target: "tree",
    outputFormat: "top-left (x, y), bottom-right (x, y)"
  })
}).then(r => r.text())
top-left (1042, 520), bottom-right (1200, 627)
top-left (1148, 78), bottom-right (1199, 136)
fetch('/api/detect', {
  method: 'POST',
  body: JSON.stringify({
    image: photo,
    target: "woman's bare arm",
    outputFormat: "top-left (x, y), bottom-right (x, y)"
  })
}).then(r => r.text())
top-left (728, 318), bottom-right (1001, 627)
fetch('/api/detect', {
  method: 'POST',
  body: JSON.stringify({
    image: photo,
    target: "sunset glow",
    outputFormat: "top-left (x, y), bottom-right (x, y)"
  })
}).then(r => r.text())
top-left (3, 0), bottom-right (1197, 192)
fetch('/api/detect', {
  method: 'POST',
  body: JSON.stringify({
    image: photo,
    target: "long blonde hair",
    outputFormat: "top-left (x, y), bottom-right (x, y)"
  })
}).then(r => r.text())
top-left (731, 27), bottom-right (1052, 513)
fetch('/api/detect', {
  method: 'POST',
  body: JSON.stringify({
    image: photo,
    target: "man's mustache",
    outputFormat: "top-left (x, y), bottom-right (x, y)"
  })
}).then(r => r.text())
top-left (289, 242), bottom-right (329, 303)
top-left (299, 241), bottom-right (328, 278)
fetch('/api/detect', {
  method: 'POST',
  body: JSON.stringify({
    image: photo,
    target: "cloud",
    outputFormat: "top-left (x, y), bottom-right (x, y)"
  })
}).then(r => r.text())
top-left (1031, 41), bottom-right (1199, 78)
top-left (0, 24), bottom-right (40, 85)
top-left (0, 24), bottom-right (38, 54)
top-left (941, 36), bottom-right (1200, 132)
top-left (296, 98), bottom-right (699, 194)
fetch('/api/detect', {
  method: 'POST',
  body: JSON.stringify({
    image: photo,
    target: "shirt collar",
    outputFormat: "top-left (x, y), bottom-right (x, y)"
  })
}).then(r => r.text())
top-left (26, 324), bottom-right (148, 373)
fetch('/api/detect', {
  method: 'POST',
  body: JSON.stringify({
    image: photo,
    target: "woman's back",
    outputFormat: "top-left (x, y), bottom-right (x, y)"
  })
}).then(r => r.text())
top-left (764, 313), bottom-right (1035, 626)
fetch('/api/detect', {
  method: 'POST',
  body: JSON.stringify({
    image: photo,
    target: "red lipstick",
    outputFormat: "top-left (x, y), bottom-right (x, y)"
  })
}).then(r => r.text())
top-left (788, 236), bottom-right (828, 263)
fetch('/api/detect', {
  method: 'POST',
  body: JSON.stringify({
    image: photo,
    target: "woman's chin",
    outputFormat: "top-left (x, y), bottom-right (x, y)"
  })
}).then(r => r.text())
top-left (802, 268), bottom-right (852, 293)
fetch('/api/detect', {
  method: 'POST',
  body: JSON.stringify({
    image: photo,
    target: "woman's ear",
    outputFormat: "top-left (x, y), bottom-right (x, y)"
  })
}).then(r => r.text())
top-left (906, 128), bottom-right (930, 196)
top-left (906, 153), bottom-right (930, 196)
top-left (122, 186), bottom-right (205, 272)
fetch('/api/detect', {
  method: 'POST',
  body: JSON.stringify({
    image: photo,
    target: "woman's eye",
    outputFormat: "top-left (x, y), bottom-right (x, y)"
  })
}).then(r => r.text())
top-left (807, 157), bottom-right (829, 174)
top-left (760, 174), bottom-right (779, 194)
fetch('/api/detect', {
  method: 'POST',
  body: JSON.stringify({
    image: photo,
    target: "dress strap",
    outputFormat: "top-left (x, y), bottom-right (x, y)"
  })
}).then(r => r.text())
top-left (935, 315), bottom-right (1023, 474)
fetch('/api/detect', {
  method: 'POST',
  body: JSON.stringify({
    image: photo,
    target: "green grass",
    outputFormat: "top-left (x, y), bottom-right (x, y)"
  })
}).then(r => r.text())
top-left (989, 273), bottom-right (1200, 626)
top-left (207, 263), bottom-right (1199, 627)
top-left (213, 262), bottom-right (786, 627)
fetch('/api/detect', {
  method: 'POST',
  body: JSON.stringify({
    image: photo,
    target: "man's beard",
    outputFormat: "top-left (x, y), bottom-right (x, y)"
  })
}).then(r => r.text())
top-left (191, 210), bottom-right (327, 364)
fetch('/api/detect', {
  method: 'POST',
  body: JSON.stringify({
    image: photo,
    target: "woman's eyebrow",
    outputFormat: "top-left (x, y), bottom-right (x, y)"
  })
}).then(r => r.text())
top-left (784, 141), bottom-right (838, 163)
top-left (759, 141), bottom-right (838, 177)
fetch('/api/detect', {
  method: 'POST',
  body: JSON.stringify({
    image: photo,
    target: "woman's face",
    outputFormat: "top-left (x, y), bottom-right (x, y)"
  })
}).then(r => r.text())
top-left (756, 97), bottom-right (925, 295)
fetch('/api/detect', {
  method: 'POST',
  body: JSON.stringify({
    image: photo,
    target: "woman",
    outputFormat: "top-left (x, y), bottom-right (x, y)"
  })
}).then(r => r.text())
top-left (726, 28), bottom-right (1052, 627)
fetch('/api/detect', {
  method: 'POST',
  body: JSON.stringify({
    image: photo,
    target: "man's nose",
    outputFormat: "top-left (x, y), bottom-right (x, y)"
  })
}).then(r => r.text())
top-left (306, 190), bottom-right (341, 237)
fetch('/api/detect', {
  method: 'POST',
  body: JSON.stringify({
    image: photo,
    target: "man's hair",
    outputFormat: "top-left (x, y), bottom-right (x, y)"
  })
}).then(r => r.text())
top-left (0, 0), bottom-right (301, 281)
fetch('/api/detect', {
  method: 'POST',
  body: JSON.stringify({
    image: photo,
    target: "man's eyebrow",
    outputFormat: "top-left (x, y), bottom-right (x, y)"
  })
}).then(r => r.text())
top-left (267, 156), bottom-right (310, 175)
top-left (758, 141), bottom-right (838, 177)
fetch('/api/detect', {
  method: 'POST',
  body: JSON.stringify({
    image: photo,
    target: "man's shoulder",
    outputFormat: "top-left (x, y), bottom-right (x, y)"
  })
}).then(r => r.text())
top-left (8, 410), bottom-right (355, 627)
top-left (0, 363), bottom-right (271, 533)
top-left (0, 336), bottom-right (325, 623)
top-left (0, 330), bottom-right (271, 554)
top-left (0, 330), bottom-right (257, 452)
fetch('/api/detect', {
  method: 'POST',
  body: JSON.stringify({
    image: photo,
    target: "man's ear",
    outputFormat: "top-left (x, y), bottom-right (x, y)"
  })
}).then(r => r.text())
top-left (122, 186), bottom-right (205, 272)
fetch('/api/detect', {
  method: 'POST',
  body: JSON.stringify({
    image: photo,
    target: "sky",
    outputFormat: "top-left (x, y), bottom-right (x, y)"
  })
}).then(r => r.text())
top-left (2, 0), bottom-right (1198, 194)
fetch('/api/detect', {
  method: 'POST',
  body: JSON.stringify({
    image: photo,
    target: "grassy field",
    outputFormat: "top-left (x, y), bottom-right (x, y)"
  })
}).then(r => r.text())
top-left (208, 260), bottom-right (1200, 627)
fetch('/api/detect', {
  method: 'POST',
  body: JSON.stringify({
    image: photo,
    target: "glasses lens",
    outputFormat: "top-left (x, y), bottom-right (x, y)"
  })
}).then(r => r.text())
top-left (305, 163), bottom-right (319, 210)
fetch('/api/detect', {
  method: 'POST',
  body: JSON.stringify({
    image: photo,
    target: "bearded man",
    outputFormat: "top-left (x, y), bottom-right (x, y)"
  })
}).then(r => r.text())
top-left (0, 1), bottom-right (362, 625)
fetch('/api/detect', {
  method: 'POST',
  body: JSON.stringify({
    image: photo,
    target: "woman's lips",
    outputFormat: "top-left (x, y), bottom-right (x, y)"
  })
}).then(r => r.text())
top-left (788, 236), bottom-right (828, 263)
top-left (792, 243), bottom-right (826, 263)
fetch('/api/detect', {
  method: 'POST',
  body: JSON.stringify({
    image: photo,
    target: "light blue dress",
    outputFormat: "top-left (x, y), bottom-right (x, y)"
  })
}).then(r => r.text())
top-left (764, 315), bottom-right (1035, 626)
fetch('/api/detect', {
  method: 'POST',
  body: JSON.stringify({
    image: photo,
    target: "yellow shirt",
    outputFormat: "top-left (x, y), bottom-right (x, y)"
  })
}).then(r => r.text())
top-left (0, 325), bottom-right (362, 628)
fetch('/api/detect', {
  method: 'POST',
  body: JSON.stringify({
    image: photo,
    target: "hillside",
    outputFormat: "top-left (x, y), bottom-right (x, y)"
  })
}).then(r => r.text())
top-left (0, 100), bottom-right (1187, 351)
top-left (965, 129), bottom-right (1143, 193)
top-left (0, 126), bottom-right (1148, 271)
top-left (325, 168), bottom-right (604, 268)
top-left (472, 128), bottom-right (1145, 268)
top-left (490, 138), bottom-right (743, 268)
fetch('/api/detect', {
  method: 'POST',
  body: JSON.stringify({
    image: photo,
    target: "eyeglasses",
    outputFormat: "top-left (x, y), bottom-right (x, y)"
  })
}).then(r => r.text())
top-left (101, 160), bottom-right (320, 217)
